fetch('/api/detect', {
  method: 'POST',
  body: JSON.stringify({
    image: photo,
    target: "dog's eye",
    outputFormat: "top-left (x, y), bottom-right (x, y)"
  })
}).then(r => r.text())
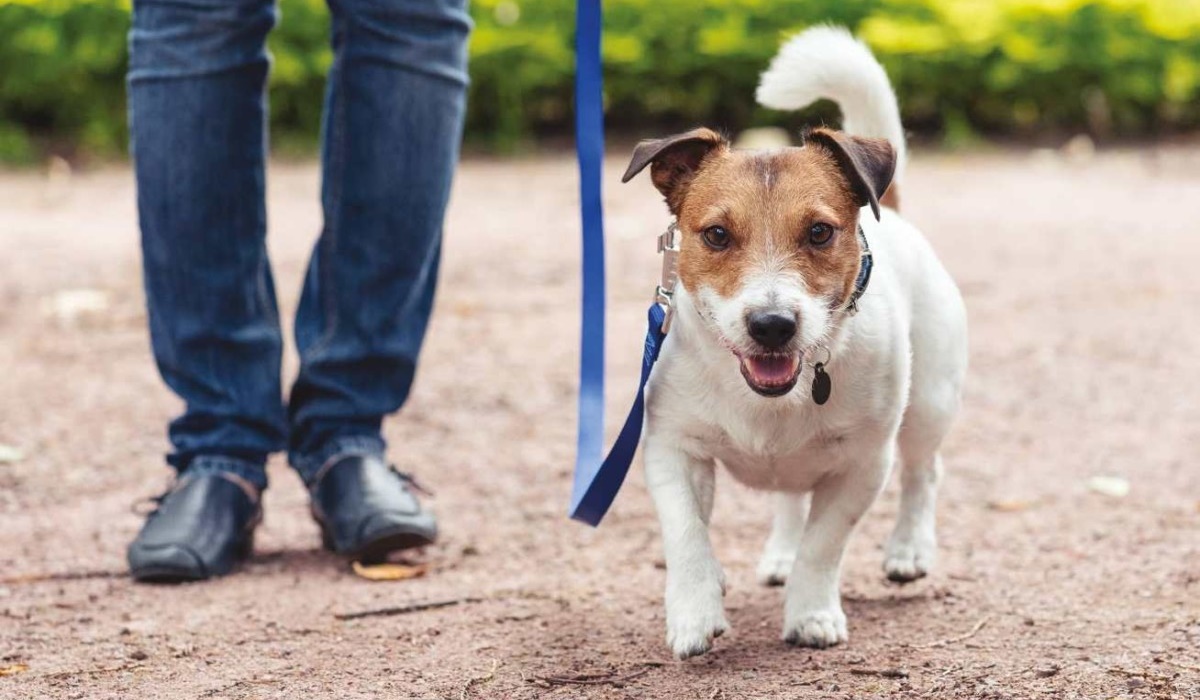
top-left (808, 223), bottom-right (835, 247)
top-left (702, 226), bottom-right (731, 251)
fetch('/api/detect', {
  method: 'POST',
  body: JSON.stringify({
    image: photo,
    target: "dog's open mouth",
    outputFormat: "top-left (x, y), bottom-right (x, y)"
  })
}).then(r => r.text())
top-left (739, 353), bottom-right (802, 397)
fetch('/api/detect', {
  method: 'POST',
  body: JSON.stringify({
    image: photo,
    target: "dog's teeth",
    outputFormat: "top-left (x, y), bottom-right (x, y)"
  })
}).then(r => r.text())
top-left (743, 354), bottom-right (799, 387)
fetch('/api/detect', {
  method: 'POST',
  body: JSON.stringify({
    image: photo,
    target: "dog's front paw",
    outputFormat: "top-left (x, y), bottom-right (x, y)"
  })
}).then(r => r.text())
top-left (667, 609), bottom-right (729, 659)
top-left (883, 532), bottom-right (936, 583)
top-left (665, 578), bottom-right (729, 660)
top-left (783, 607), bottom-right (848, 649)
top-left (755, 551), bottom-right (795, 587)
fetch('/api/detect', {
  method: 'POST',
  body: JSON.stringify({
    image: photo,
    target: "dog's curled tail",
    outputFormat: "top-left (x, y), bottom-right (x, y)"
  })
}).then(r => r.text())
top-left (757, 26), bottom-right (907, 186)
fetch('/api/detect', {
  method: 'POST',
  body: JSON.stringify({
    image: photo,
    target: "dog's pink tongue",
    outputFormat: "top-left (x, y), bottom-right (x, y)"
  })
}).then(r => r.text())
top-left (745, 354), bottom-right (799, 386)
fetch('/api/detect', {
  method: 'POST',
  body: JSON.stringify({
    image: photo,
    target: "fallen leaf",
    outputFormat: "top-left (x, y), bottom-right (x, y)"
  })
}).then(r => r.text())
top-left (350, 561), bottom-right (429, 582)
top-left (0, 664), bottom-right (28, 677)
top-left (1087, 476), bottom-right (1130, 498)
top-left (0, 444), bottom-right (22, 464)
top-left (987, 499), bottom-right (1034, 512)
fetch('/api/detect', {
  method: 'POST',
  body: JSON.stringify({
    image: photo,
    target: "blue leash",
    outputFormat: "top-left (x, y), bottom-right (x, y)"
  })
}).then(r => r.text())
top-left (569, 0), bottom-right (666, 526)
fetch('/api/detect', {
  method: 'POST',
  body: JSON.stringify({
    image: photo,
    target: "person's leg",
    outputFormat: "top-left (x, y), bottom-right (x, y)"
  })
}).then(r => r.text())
top-left (129, 0), bottom-right (285, 491)
top-left (126, 0), bottom-right (281, 580)
top-left (289, 0), bottom-right (471, 481)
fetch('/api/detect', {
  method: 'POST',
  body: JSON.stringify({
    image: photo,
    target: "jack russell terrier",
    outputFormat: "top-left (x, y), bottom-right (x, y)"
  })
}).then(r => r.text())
top-left (621, 26), bottom-right (968, 658)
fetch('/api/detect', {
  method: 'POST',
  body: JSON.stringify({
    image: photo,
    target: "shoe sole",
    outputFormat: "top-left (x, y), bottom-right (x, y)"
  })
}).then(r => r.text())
top-left (321, 522), bottom-right (435, 563)
top-left (130, 566), bottom-right (212, 584)
top-left (130, 533), bottom-right (254, 584)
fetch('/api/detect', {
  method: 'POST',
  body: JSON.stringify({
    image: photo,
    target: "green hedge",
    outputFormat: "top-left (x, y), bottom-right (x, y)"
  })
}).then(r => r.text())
top-left (1, 0), bottom-right (1198, 162)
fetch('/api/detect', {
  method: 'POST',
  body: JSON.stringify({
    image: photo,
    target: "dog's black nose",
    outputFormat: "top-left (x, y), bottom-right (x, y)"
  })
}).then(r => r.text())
top-left (747, 311), bottom-right (797, 349)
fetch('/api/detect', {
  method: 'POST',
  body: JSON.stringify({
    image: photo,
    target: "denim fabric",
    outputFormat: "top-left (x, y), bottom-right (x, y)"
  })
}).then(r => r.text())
top-left (128, 0), bottom-right (471, 489)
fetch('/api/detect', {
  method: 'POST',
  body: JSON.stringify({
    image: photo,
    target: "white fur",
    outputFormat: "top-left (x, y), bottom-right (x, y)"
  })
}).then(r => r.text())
top-left (644, 28), bottom-right (968, 658)
top-left (757, 26), bottom-right (908, 181)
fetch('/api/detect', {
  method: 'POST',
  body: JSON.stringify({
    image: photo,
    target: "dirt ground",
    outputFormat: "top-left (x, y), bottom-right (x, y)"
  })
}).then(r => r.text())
top-left (1, 146), bottom-right (1199, 700)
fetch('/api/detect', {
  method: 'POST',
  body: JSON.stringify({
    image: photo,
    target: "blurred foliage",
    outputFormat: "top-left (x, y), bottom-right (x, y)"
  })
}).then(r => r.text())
top-left (0, 0), bottom-right (1198, 162)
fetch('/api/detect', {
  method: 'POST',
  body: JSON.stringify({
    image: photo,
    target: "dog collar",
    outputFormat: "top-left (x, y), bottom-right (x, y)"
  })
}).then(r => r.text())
top-left (845, 224), bottom-right (873, 315)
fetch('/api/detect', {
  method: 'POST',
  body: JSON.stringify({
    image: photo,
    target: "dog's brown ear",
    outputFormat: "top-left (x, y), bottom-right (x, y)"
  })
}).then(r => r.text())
top-left (621, 127), bottom-right (727, 210)
top-left (805, 128), bottom-right (896, 221)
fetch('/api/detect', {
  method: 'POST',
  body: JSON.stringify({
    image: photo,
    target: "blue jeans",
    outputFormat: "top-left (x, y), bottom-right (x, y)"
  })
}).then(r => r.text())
top-left (127, 0), bottom-right (471, 489)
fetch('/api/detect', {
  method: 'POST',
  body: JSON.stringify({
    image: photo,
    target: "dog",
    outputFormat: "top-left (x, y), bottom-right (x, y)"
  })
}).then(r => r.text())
top-left (621, 26), bottom-right (968, 658)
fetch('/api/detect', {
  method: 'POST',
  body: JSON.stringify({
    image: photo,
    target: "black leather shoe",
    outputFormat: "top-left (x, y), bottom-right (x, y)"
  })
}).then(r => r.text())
top-left (309, 455), bottom-right (437, 561)
top-left (127, 473), bottom-right (261, 582)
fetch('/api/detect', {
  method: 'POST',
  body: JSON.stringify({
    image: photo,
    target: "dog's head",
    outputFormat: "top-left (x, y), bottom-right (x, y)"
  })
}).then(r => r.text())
top-left (623, 127), bottom-right (895, 397)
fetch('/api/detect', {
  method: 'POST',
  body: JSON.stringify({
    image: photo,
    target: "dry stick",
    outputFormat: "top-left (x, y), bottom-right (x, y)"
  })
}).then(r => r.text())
top-left (0, 569), bottom-right (126, 585)
top-left (200, 676), bottom-right (283, 698)
top-left (334, 596), bottom-right (484, 621)
top-left (910, 614), bottom-right (994, 649)
top-left (334, 588), bottom-right (567, 621)
top-left (1106, 666), bottom-right (1175, 682)
top-left (459, 659), bottom-right (500, 700)
top-left (531, 666), bottom-right (653, 687)
top-left (849, 667), bottom-right (909, 679)
top-left (37, 663), bottom-right (145, 680)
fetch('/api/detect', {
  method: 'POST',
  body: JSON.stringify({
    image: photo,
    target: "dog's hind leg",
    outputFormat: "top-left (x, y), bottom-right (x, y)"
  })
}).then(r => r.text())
top-left (756, 492), bottom-right (811, 586)
top-left (886, 381), bottom-right (957, 582)
top-left (884, 450), bottom-right (942, 582)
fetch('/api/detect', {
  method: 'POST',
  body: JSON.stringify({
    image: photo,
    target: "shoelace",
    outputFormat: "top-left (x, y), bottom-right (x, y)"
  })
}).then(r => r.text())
top-left (388, 465), bottom-right (434, 498)
top-left (130, 484), bottom-right (174, 518)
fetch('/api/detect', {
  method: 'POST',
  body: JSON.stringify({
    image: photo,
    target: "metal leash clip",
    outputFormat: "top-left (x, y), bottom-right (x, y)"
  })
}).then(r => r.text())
top-left (655, 221), bottom-right (681, 334)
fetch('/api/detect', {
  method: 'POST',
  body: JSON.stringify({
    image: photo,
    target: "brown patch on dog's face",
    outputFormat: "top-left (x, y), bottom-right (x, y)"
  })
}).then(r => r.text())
top-left (673, 145), bottom-right (866, 307)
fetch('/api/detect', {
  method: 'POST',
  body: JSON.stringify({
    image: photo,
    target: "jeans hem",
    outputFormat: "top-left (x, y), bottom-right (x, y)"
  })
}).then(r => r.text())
top-left (184, 455), bottom-right (269, 491)
top-left (292, 434), bottom-right (386, 486)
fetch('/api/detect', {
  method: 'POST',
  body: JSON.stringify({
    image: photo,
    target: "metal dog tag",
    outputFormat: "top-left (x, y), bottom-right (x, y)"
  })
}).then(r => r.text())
top-left (811, 363), bottom-right (831, 405)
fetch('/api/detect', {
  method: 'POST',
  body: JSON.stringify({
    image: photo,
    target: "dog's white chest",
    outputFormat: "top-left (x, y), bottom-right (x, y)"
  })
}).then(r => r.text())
top-left (695, 410), bottom-right (847, 493)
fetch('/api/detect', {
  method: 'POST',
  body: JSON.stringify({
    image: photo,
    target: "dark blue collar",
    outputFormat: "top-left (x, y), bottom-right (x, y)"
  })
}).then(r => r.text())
top-left (845, 225), bottom-right (873, 315)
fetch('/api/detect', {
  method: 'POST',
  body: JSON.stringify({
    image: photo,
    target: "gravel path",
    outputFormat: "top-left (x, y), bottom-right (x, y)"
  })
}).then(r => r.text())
top-left (1, 147), bottom-right (1199, 699)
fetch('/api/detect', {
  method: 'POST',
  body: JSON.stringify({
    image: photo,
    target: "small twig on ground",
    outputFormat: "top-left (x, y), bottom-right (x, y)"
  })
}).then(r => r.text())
top-left (336, 589), bottom-right (570, 621)
top-left (37, 663), bottom-right (144, 679)
top-left (910, 614), bottom-right (994, 649)
top-left (199, 676), bottom-right (283, 698)
top-left (0, 569), bottom-right (126, 585)
top-left (849, 667), bottom-right (909, 679)
top-left (528, 665), bottom-right (654, 687)
top-left (459, 659), bottom-right (499, 700)
top-left (334, 596), bottom-right (484, 620)
top-left (1106, 666), bottom-right (1175, 682)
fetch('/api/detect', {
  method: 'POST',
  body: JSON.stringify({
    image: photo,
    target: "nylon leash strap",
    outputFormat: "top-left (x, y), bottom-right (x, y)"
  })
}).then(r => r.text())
top-left (568, 0), bottom-right (668, 526)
